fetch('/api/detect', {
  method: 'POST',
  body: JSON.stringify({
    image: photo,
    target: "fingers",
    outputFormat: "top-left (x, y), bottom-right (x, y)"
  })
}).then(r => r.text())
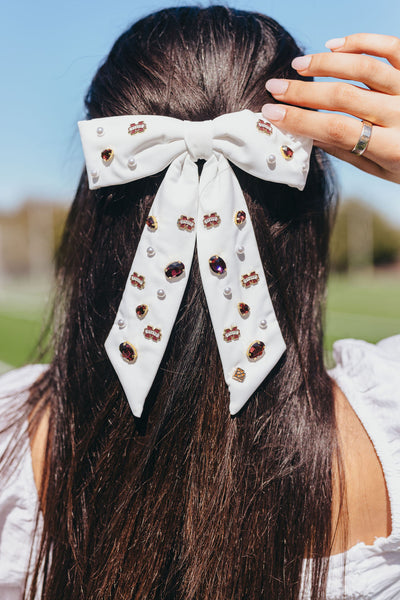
top-left (326, 34), bottom-right (400, 70)
top-left (265, 79), bottom-right (400, 126)
top-left (291, 52), bottom-right (400, 95)
top-left (260, 102), bottom-right (383, 162)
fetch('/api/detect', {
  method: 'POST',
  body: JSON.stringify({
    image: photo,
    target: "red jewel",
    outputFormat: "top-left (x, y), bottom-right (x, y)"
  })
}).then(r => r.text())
top-left (256, 119), bottom-right (273, 135)
top-left (143, 325), bottom-right (162, 342)
top-left (234, 210), bottom-right (246, 226)
top-left (203, 212), bottom-right (221, 229)
top-left (177, 215), bottom-right (195, 231)
top-left (247, 340), bottom-right (265, 361)
top-left (146, 216), bottom-right (158, 231)
top-left (238, 302), bottom-right (250, 317)
top-left (223, 326), bottom-right (241, 342)
top-left (209, 255), bottom-right (227, 275)
top-left (280, 145), bottom-right (294, 160)
top-left (119, 342), bottom-right (137, 363)
top-left (130, 272), bottom-right (145, 289)
top-left (101, 148), bottom-right (114, 162)
top-left (128, 121), bottom-right (147, 135)
top-left (165, 261), bottom-right (185, 280)
top-left (241, 271), bottom-right (259, 288)
top-left (136, 304), bottom-right (148, 319)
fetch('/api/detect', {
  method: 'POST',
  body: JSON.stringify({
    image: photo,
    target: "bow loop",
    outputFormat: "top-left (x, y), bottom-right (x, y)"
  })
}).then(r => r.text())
top-left (183, 119), bottom-right (214, 161)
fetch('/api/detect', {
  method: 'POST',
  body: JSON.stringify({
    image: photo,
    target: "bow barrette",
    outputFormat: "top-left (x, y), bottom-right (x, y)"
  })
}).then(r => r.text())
top-left (78, 110), bottom-right (312, 417)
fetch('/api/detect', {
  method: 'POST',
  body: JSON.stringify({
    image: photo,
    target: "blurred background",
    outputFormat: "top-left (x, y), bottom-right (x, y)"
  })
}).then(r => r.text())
top-left (1, 0), bottom-right (399, 373)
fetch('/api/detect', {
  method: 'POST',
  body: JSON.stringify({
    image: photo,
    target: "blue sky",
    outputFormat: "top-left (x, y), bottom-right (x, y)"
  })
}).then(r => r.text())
top-left (1, 0), bottom-right (399, 223)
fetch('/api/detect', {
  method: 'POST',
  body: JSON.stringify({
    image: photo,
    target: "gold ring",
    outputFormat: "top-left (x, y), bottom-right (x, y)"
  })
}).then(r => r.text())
top-left (351, 120), bottom-right (373, 156)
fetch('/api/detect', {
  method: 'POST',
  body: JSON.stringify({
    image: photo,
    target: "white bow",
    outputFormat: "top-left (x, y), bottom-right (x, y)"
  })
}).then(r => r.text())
top-left (78, 110), bottom-right (312, 417)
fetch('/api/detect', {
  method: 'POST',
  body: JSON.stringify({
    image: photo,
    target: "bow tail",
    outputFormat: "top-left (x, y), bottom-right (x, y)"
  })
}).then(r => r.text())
top-left (105, 155), bottom-right (199, 417)
top-left (196, 155), bottom-right (286, 415)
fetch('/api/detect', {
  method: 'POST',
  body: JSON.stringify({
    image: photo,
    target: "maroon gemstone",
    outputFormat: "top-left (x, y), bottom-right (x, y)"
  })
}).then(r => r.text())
top-left (119, 342), bottom-right (137, 363)
top-left (238, 302), bottom-right (250, 317)
top-left (136, 304), bottom-right (148, 319)
top-left (247, 340), bottom-right (265, 361)
top-left (165, 261), bottom-right (185, 280)
top-left (209, 255), bottom-right (227, 275)
top-left (234, 210), bottom-right (246, 226)
top-left (146, 215), bottom-right (158, 230)
top-left (101, 148), bottom-right (114, 162)
top-left (281, 145), bottom-right (294, 160)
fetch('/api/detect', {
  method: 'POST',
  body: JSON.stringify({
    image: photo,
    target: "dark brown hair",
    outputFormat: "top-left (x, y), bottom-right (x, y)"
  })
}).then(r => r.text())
top-left (4, 6), bottom-right (341, 599)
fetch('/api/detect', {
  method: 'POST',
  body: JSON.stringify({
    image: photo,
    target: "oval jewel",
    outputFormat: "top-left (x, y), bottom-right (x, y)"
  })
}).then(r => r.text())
top-left (165, 261), bottom-right (185, 280)
top-left (209, 255), bottom-right (227, 276)
top-left (119, 341), bottom-right (137, 363)
top-left (234, 210), bottom-right (246, 226)
top-left (247, 340), bottom-right (265, 361)
top-left (238, 302), bottom-right (250, 317)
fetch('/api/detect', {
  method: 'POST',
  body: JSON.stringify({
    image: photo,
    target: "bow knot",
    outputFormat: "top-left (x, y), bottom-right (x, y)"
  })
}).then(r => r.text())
top-left (183, 119), bottom-right (214, 160)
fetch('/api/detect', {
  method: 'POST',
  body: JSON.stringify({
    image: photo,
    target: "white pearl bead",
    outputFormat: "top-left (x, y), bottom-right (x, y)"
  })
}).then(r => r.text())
top-left (267, 154), bottom-right (276, 166)
top-left (117, 318), bottom-right (126, 329)
top-left (147, 246), bottom-right (155, 257)
top-left (259, 319), bottom-right (268, 329)
top-left (90, 169), bottom-right (99, 179)
top-left (236, 245), bottom-right (245, 255)
top-left (157, 289), bottom-right (166, 299)
top-left (96, 126), bottom-right (104, 136)
top-left (128, 156), bottom-right (137, 169)
top-left (223, 287), bottom-right (232, 297)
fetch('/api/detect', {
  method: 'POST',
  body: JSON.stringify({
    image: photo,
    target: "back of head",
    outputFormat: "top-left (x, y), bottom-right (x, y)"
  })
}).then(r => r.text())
top-left (31, 6), bottom-right (338, 600)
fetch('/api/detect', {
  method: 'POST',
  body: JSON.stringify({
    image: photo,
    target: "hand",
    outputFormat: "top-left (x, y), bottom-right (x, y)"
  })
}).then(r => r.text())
top-left (261, 34), bottom-right (400, 184)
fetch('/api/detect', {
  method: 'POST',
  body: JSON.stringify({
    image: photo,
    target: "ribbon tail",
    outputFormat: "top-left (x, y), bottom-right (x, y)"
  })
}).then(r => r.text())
top-left (196, 155), bottom-right (286, 415)
top-left (105, 155), bottom-right (198, 417)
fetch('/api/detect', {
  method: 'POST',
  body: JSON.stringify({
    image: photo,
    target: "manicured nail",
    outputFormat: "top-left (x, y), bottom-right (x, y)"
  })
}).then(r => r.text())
top-left (261, 104), bottom-right (286, 121)
top-left (265, 79), bottom-right (289, 95)
top-left (325, 37), bottom-right (345, 50)
top-left (291, 55), bottom-right (312, 71)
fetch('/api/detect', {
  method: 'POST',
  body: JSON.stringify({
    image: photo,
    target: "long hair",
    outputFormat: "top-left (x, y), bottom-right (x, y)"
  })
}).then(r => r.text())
top-left (6, 6), bottom-right (341, 599)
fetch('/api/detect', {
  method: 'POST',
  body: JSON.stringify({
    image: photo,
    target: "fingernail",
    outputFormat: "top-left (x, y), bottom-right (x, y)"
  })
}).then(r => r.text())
top-left (325, 37), bottom-right (345, 50)
top-left (291, 55), bottom-right (311, 71)
top-left (265, 79), bottom-right (289, 95)
top-left (261, 104), bottom-right (286, 121)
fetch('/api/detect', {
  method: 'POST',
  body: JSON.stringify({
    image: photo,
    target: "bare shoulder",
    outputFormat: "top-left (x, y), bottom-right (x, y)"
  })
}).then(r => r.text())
top-left (28, 402), bottom-right (51, 502)
top-left (330, 383), bottom-right (391, 554)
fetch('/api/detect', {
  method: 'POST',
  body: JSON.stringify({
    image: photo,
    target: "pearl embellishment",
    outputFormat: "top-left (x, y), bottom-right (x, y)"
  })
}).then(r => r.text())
top-left (147, 246), bottom-right (155, 257)
top-left (90, 169), bottom-right (99, 179)
top-left (117, 318), bottom-right (126, 329)
top-left (128, 156), bottom-right (137, 169)
top-left (96, 126), bottom-right (105, 136)
top-left (259, 319), bottom-right (268, 329)
top-left (267, 154), bottom-right (276, 166)
top-left (223, 287), bottom-right (232, 297)
top-left (236, 245), bottom-right (245, 255)
top-left (157, 289), bottom-right (166, 299)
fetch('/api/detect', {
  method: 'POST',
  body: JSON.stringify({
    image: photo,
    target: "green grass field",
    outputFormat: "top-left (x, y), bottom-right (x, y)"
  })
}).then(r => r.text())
top-left (0, 273), bottom-right (399, 373)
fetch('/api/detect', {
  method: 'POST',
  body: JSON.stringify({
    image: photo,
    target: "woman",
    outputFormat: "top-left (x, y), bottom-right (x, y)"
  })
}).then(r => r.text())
top-left (0, 6), bottom-right (399, 600)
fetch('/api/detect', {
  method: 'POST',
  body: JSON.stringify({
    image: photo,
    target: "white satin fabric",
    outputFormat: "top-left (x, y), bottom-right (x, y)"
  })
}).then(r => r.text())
top-left (78, 110), bottom-right (312, 417)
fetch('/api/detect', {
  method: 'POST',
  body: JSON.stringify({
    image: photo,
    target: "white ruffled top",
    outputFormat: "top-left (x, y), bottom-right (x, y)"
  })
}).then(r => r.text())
top-left (1, 336), bottom-right (400, 600)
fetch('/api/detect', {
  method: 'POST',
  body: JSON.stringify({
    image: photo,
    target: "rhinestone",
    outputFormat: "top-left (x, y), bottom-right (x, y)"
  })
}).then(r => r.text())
top-left (157, 289), bottom-right (166, 299)
top-left (223, 286), bottom-right (232, 298)
top-left (136, 304), bottom-right (148, 319)
top-left (280, 145), bottom-right (294, 160)
top-left (256, 119), bottom-right (273, 135)
top-left (232, 367), bottom-right (246, 382)
top-left (223, 327), bottom-right (241, 342)
top-left (146, 216), bottom-right (158, 231)
top-left (128, 156), bottom-right (137, 169)
top-left (236, 245), bottom-right (245, 255)
top-left (234, 211), bottom-right (246, 226)
top-left (247, 340), bottom-right (265, 361)
top-left (209, 255), bottom-right (227, 276)
top-left (96, 126), bottom-right (104, 136)
top-left (101, 148), bottom-right (114, 163)
top-left (117, 318), bottom-right (126, 329)
top-left (147, 246), bottom-right (155, 257)
top-left (119, 342), bottom-right (137, 363)
top-left (238, 303), bottom-right (250, 317)
top-left (259, 319), bottom-right (268, 329)
top-left (165, 261), bottom-right (185, 280)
